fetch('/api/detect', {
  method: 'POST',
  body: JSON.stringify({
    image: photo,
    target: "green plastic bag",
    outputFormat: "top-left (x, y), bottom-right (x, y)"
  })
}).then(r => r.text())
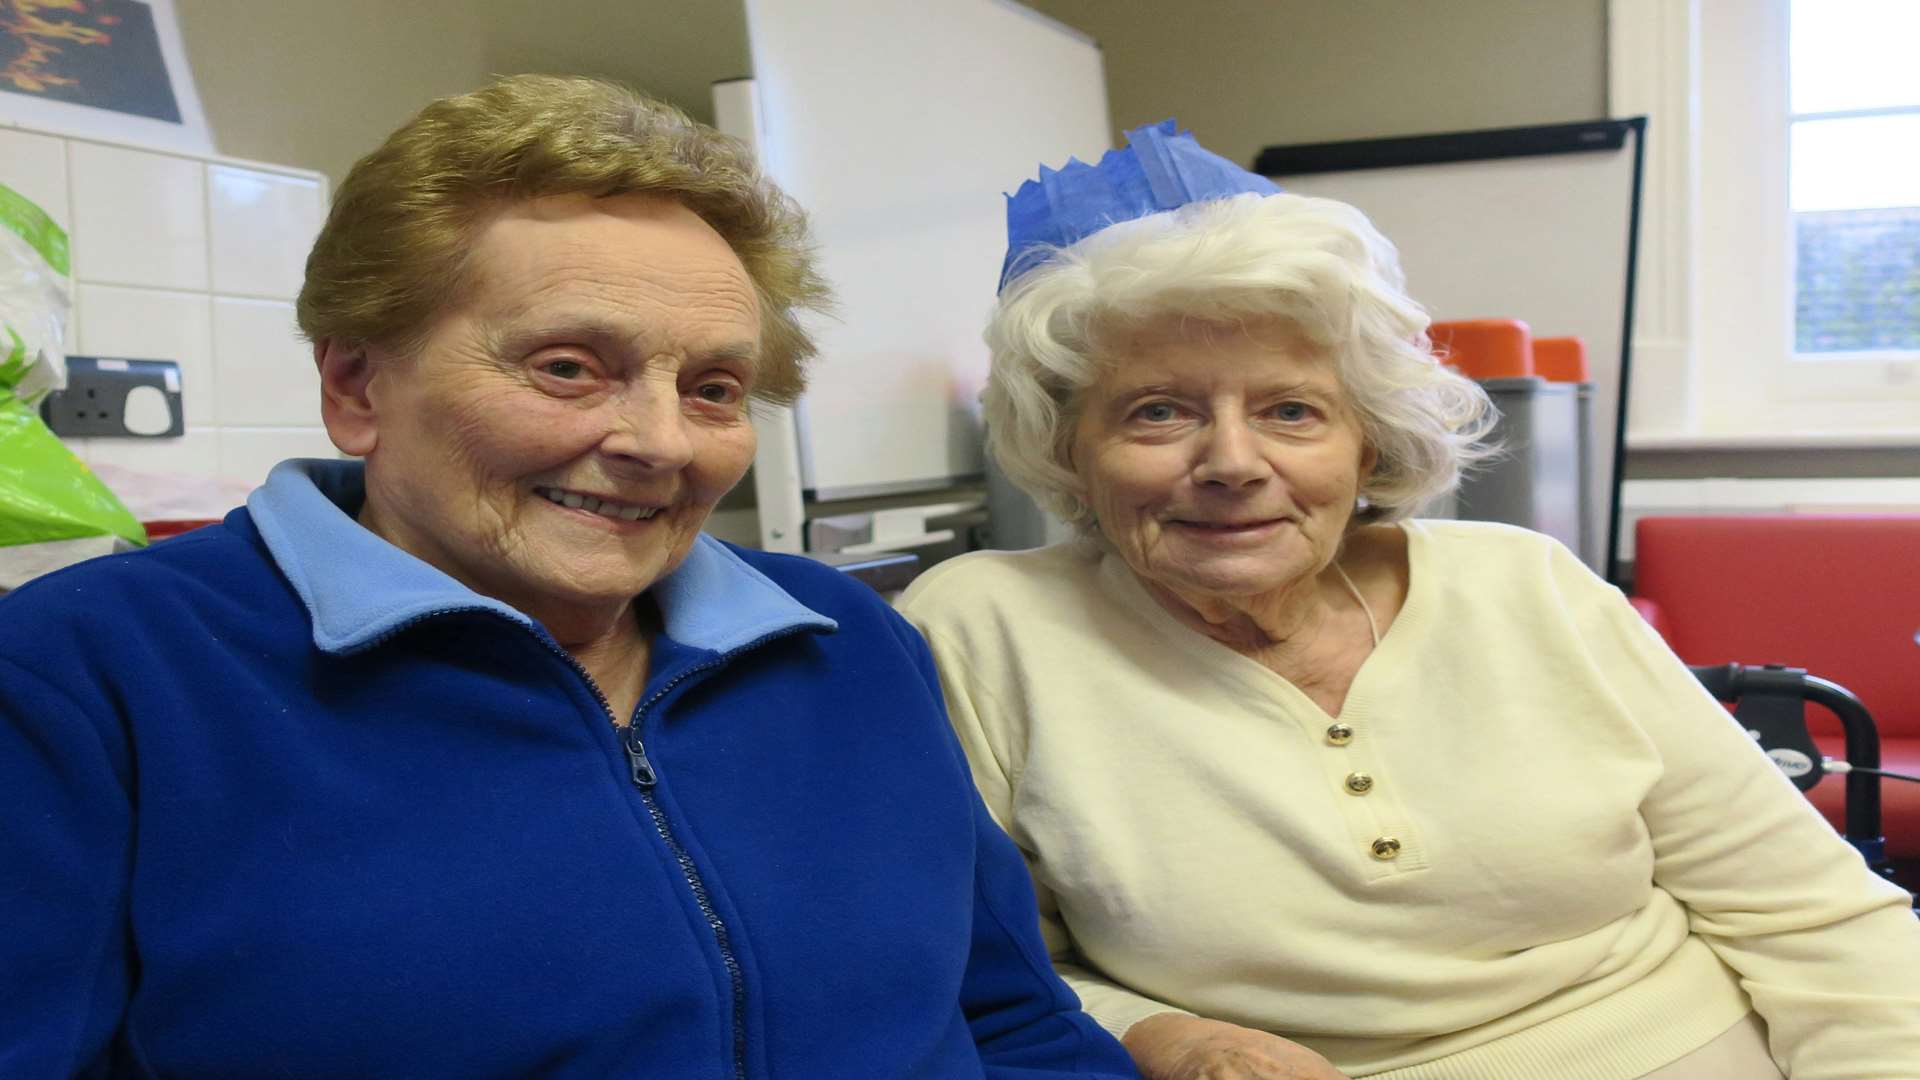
top-left (1, 349), bottom-right (145, 549)
top-left (0, 183), bottom-right (145, 555)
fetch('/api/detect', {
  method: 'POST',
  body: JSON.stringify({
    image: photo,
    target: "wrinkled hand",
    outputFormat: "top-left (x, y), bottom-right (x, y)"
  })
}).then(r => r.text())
top-left (1122, 1013), bottom-right (1349, 1080)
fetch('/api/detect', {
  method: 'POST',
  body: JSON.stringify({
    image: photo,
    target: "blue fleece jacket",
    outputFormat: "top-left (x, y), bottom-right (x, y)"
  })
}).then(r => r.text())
top-left (0, 459), bottom-right (1137, 1079)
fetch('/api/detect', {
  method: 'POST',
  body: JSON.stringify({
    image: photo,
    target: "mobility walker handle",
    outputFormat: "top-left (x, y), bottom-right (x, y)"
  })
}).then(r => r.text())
top-left (1689, 663), bottom-right (1890, 880)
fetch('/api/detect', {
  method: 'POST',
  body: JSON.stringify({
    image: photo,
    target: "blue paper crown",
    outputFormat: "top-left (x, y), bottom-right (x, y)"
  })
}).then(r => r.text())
top-left (997, 119), bottom-right (1281, 292)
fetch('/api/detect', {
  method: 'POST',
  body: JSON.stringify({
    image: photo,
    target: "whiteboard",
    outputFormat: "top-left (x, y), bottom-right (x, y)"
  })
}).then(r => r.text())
top-left (742, 0), bottom-right (1110, 498)
top-left (1266, 122), bottom-right (1644, 578)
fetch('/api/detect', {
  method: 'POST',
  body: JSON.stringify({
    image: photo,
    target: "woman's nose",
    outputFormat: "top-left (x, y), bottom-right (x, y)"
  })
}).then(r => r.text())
top-left (599, 384), bottom-right (695, 472)
top-left (1192, 418), bottom-right (1269, 487)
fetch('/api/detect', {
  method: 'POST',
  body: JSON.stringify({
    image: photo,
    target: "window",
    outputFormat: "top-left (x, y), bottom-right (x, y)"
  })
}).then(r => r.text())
top-left (1790, 0), bottom-right (1920, 359)
top-left (1637, 0), bottom-right (1920, 439)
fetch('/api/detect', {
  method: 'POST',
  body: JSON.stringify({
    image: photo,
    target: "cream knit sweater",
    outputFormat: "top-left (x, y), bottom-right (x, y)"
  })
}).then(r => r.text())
top-left (899, 520), bottom-right (1920, 1079)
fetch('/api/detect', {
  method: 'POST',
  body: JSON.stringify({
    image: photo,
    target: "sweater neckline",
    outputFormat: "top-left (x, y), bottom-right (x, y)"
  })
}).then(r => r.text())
top-left (1094, 521), bottom-right (1433, 724)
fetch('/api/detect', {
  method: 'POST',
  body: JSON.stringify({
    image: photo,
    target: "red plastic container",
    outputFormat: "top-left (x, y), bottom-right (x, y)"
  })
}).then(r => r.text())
top-left (1533, 336), bottom-right (1590, 383)
top-left (1430, 318), bottom-right (1534, 380)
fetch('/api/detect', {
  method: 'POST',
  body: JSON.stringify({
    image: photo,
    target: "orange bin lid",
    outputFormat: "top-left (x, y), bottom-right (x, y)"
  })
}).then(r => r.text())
top-left (1430, 318), bottom-right (1533, 380)
top-left (1533, 336), bottom-right (1590, 383)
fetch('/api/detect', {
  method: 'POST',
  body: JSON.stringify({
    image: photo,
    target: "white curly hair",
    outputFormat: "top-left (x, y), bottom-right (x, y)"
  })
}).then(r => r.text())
top-left (983, 191), bottom-right (1498, 531)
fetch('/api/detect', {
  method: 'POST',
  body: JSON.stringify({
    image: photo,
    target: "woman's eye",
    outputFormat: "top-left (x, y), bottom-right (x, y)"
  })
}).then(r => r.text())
top-left (694, 379), bottom-right (743, 405)
top-left (1273, 402), bottom-right (1315, 422)
top-left (1134, 402), bottom-right (1178, 423)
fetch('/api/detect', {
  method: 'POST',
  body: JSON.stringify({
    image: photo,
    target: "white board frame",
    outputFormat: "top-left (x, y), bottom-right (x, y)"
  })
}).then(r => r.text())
top-left (712, 76), bottom-right (807, 553)
top-left (1260, 119), bottom-right (1647, 582)
top-left (738, 0), bottom-right (1109, 503)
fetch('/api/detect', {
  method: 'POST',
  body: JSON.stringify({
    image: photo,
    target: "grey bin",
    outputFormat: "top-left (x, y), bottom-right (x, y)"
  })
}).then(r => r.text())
top-left (984, 448), bottom-right (1075, 551)
top-left (1449, 376), bottom-right (1591, 562)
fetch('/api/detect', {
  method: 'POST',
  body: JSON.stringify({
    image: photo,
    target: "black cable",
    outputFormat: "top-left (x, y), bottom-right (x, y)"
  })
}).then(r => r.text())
top-left (1852, 767), bottom-right (1920, 785)
top-left (1826, 761), bottom-right (1920, 785)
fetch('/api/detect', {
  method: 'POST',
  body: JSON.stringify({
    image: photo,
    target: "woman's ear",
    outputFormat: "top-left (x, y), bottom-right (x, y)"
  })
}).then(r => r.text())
top-left (1354, 443), bottom-right (1381, 514)
top-left (316, 339), bottom-right (380, 457)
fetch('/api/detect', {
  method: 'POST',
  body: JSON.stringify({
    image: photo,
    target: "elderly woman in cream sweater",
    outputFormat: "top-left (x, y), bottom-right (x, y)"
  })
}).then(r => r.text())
top-left (898, 122), bottom-right (1920, 1080)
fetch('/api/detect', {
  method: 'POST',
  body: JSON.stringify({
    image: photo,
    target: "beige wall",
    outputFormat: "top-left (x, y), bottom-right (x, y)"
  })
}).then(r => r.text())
top-left (1028, 0), bottom-right (1609, 169)
top-left (177, 1), bottom-right (1603, 186)
top-left (175, 0), bottom-right (749, 185)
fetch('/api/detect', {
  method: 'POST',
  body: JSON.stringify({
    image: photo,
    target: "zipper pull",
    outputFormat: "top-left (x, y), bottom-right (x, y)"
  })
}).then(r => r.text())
top-left (625, 732), bottom-right (658, 788)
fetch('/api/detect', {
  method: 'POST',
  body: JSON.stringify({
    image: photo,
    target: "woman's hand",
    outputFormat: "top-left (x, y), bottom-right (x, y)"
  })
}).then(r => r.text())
top-left (1122, 1012), bottom-right (1349, 1080)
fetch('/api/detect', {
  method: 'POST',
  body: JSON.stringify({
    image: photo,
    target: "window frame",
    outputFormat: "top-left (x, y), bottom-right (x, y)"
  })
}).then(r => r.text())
top-left (1786, 100), bottom-right (1920, 367)
top-left (1618, 0), bottom-right (1920, 443)
top-left (1775, 3), bottom-right (1920, 400)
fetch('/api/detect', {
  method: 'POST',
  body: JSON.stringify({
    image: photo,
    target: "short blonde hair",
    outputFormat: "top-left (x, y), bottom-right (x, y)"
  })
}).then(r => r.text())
top-left (297, 74), bottom-right (829, 404)
top-left (984, 192), bottom-right (1496, 529)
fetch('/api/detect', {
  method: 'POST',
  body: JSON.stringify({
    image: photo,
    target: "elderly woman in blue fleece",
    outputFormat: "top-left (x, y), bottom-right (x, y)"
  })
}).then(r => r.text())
top-left (0, 75), bottom-right (1136, 1079)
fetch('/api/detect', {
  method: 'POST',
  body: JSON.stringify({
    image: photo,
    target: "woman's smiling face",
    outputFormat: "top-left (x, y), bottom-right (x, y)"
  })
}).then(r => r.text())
top-left (345, 193), bottom-right (762, 626)
top-left (1070, 316), bottom-right (1374, 605)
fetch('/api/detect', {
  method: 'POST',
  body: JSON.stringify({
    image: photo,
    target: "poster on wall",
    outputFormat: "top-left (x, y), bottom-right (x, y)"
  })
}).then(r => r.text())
top-left (1, 0), bottom-right (210, 152)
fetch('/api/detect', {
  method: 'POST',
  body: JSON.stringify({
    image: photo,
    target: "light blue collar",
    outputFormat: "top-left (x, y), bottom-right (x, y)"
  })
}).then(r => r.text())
top-left (248, 459), bottom-right (835, 656)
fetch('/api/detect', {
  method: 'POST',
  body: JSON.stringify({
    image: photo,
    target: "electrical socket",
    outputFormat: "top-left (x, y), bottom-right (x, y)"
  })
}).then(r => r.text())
top-left (39, 356), bottom-right (185, 438)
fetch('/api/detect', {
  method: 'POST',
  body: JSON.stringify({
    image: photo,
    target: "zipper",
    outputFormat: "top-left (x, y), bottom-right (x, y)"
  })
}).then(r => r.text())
top-left (619, 625), bottom-right (815, 794)
top-left (618, 629), bottom-right (808, 1080)
top-left (368, 609), bottom-right (808, 1080)
top-left (620, 652), bottom-right (727, 791)
top-left (533, 639), bottom-right (750, 1080)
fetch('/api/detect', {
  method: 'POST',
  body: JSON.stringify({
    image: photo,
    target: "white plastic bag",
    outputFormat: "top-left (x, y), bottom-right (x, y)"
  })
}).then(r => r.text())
top-left (0, 180), bottom-right (71, 403)
top-left (0, 181), bottom-right (142, 592)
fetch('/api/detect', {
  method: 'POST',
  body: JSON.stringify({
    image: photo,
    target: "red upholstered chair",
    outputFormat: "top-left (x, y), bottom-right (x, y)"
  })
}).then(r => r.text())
top-left (1630, 515), bottom-right (1920, 858)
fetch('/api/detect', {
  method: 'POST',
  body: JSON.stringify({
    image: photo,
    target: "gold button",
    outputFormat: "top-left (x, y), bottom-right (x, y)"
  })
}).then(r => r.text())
top-left (1326, 722), bottom-right (1354, 746)
top-left (1371, 836), bottom-right (1402, 860)
top-left (1344, 772), bottom-right (1374, 794)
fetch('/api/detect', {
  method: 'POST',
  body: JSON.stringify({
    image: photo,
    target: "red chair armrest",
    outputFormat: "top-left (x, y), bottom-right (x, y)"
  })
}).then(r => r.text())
top-left (1629, 595), bottom-right (1671, 643)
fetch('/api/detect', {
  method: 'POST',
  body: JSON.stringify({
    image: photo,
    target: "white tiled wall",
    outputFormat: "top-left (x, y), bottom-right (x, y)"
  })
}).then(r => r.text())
top-left (1, 122), bottom-right (336, 493)
top-left (74, 285), bottom-right (212, 425)
top-left (208, 165), bottom-right (317, 299)
top-left (68, 142), bottom-right (210, 292)
top-left (0, 128), bottom-right (69, 232)
top-left (212, 297), bottom-right (319, 426)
